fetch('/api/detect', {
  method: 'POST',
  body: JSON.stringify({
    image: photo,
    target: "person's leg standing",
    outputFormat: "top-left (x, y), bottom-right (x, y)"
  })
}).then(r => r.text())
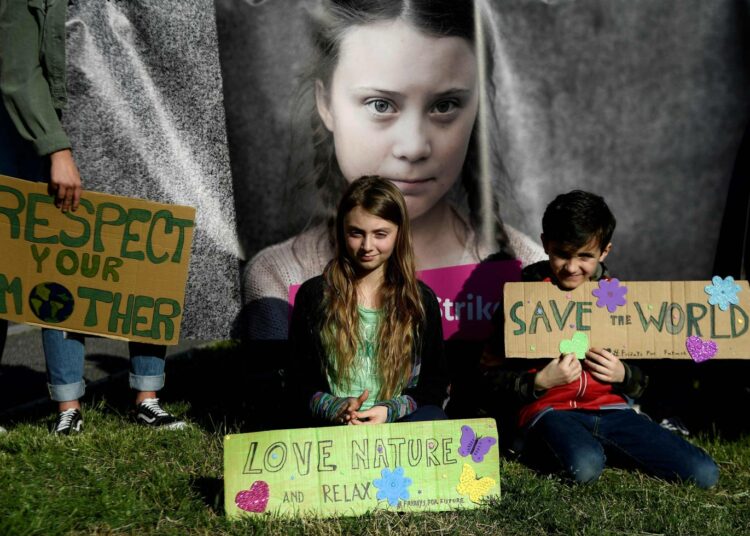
top-left (0, 105), bottom-right (49, 432)
top-left (129, 342), bottom-right (166, 401)
top-left (25, 156), bottom-right (89, 433)
top-left (130, 342), bottom-right (186, 429)
top-left (43, 328), bottom-right (86, 434)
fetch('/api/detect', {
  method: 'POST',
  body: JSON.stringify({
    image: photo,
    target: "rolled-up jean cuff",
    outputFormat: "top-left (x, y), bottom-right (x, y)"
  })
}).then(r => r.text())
top-left (48, 380), bottom-right (85, 402)
top-left (129, 373), bottom-right (165, 392)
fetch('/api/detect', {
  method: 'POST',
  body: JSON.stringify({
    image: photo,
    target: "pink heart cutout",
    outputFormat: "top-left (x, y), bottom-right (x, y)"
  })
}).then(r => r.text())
top-left (685, 336), bottom-right (717, 363)
top-left (235, 480), bottom-right (270, 513)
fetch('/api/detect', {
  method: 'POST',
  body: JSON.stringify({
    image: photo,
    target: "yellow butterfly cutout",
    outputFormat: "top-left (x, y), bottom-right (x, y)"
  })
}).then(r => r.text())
top-left (456, 463), bottom-right (496, 504)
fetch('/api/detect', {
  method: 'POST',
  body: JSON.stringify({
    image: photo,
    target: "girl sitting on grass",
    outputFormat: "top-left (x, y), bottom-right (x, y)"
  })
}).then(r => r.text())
top-left (290, 176), bottom-right (448, 425)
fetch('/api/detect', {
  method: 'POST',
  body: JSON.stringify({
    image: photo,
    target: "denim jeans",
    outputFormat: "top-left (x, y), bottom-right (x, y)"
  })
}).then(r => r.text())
top-left (4, 117), bottom-right (169, 403)
top-left (519, 409), bottom-right (719, 488)
top-left (43, 329), bottom-right (167, 401)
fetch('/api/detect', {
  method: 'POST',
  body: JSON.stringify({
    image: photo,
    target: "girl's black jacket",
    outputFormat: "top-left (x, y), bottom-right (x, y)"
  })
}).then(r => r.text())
top-left (288, 275), bottom-right (449, 423)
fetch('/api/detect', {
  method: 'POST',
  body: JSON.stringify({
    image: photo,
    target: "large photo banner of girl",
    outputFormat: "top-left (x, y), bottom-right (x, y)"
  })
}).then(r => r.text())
top-left (218, 0), bottom-right (749, 340)
top-left (59, 0), bottom-right (749, 339)
top-left (223, 418), bottom-right (500, 518)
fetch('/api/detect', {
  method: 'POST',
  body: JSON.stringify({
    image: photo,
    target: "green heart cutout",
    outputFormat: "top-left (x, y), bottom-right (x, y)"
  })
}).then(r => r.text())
top-left (559, 331), bottom-right (589, 360)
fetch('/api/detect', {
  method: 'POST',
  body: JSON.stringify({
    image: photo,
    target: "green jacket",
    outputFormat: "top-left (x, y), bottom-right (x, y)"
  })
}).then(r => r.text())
top-left (0, 0), bottom-right (71, 156)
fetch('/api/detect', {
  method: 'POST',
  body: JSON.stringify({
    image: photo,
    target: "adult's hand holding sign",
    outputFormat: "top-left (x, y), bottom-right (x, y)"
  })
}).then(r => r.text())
top-left (0, 175), bottom-right (195, 345)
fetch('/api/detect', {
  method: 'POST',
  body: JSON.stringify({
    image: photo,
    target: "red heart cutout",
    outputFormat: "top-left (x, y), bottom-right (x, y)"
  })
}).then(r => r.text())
top-left (235, 480), bottom-right (270, 513)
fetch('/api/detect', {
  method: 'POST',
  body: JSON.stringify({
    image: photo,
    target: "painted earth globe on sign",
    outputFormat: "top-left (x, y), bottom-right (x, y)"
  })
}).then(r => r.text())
top-left (28, 282), bottom-right (75, 323)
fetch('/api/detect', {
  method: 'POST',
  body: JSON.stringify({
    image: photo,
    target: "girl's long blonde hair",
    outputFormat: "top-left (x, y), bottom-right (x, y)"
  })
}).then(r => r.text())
top-left (321, 176), bottom-right (425, 400)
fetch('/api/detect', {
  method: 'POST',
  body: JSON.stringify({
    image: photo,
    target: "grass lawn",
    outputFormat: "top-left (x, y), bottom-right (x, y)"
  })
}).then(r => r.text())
top-left (1, 402), bottom-right (748, 536)
top-left (1, 345), bottom-right (748, 535)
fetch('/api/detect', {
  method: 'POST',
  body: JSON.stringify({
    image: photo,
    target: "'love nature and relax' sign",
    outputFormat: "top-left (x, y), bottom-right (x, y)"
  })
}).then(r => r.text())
top-left (224, 419), bottom-right (500, 518)
top-left (504, 279), bottom-right (750, 360)
top-left (0, 175), bottom-right (195, 345)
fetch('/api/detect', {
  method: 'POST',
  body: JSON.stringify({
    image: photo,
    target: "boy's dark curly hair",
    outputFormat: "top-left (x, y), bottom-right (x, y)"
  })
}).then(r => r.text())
top-left (542, 190), bottom-right (616, 250)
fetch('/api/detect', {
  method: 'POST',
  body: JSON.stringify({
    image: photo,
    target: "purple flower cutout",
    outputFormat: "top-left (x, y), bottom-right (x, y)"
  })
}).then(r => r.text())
top-left (704, 275), bottom-right (741, 312)
top-left (592, 278), bottom-right (627, 313)
top-left (373, 467), bottom-right (412, 507)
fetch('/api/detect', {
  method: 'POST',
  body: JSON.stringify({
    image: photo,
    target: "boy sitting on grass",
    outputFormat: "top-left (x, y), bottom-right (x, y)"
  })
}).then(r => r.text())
top-left (484, 190), bottom-right (718, 488)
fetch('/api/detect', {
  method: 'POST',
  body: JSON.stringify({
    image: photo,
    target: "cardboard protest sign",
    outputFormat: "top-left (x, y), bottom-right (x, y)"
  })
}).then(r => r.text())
top-left (504, 280), bottom-right (750, 360)
top-left (0, 175), bottom-right (195, 345)
top-left (224, 419), bottom-right (500, 518)
top-left (289, 260), bottom-right (522, 341)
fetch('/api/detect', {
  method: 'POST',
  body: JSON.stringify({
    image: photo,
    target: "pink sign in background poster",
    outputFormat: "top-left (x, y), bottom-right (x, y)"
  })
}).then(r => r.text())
top-left (289, 260), bottom-right (521, 341)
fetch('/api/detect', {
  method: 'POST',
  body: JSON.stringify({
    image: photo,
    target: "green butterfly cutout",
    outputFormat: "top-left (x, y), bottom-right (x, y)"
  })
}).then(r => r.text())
top-left (559, 331), bottom-right (589, 360)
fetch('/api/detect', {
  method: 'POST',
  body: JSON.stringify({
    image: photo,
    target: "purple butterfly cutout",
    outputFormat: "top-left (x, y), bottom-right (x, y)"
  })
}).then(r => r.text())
top-left (458, 425), bottom-right (497, 463)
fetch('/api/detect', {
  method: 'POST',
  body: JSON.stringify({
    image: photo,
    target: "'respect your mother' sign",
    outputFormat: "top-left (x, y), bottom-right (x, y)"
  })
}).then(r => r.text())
top-left (0, 175), bottom-right (195, 345)
top-left (504, 279), bottom-right (750, 360)
top-left (224, 419), bottom-right (500, 518)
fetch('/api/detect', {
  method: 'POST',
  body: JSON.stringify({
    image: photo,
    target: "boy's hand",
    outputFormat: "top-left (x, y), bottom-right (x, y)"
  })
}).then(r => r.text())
top-left (534, 353), bottom-right (582, 390)
top-left (334, 390), bottom-right (369, 424)
top-left (584, 348), bottom-right (625, 383)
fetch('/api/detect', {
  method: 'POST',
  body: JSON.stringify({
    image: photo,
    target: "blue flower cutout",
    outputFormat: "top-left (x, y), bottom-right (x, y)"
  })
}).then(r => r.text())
top-left (705, 276), bottom-right (741, 312)
top-left (373, 466), bottom-right (412, 507)
top-left (591, 278), bottom-right (627, 313)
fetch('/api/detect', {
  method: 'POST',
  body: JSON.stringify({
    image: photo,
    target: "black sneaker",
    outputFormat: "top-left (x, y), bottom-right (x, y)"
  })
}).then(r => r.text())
top-left (135, 398), bottom-right (187, 430)
top-left (53, 409), bottom-right (83, 435)
top-left (660, 417), bottom-right (690, 437)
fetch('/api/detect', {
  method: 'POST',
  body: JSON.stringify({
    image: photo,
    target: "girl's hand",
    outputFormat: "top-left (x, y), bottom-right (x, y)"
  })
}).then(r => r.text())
top-left (584, 348), bottom-right (625, 383)
top-left (350, 405), bottom-right (388, 425)
top-left (534, 353), bottom-right (582, 390)
top-left (335, 390), bottom-right (369, 424)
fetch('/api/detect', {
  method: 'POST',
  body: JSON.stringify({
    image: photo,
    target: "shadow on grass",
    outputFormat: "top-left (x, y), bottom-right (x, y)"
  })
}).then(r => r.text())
top-left (192, 476), bottom-right (224, 514)
top-left (159, 340), bottom-right (297, 433)
top-left (0, 340), bottom-right (296, 434)
top-left (4, 339), bottom-right (749, 442)
top-left (0, 364), bottom-right (49, 413)
top-left (634, 359), bottom-right (750, 440)
top-left (164, 342), bottom-right (750, 440)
